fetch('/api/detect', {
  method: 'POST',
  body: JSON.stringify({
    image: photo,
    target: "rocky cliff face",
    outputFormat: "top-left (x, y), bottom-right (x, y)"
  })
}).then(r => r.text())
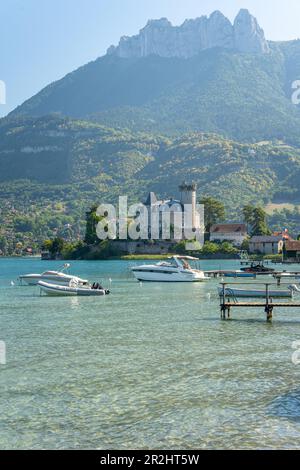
top-left (234, 9), bottom-right (270, 54)
top-left (107, 9), bottom-right (269, 58)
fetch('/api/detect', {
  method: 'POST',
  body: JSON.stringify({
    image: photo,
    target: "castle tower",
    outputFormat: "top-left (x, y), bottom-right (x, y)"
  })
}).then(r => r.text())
top-left (179, 182), bottom-right (197, 231)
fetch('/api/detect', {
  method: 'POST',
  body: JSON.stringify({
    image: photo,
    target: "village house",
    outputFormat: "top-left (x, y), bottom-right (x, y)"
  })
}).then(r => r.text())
top-left (209, 223), bottom-right (248, 247)
top-left (249, 235), bottom-right (284, 255)
top-left (284, 240), bottom-right (300, 262)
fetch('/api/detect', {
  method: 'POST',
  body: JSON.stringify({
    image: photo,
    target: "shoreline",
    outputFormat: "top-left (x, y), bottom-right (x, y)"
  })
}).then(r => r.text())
top-left (0, 254), bottom-right (285, 262)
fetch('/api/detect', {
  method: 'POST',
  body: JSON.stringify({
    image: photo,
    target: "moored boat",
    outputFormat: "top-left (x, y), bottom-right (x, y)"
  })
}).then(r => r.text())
top-left (218, 286), bottom-right (294, 299)
top-left (19, 264), bottom-right (88, 286)
top-left (131, 256), bottom-right (210, 282)
top-left (38, 280), bottom-right (110, 297)
top-left (240, 261), bottom-right (275, 274)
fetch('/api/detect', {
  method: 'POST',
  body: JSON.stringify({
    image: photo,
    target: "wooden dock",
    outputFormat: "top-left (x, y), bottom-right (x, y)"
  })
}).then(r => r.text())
top-left (219, 282), bottom-right (300, 322)
top-left (205, 270), bottom-right (300, 283)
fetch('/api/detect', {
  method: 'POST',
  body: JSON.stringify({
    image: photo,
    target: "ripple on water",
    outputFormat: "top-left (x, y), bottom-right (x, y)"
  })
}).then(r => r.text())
top-left (1, 258), bottom-right (300, 449)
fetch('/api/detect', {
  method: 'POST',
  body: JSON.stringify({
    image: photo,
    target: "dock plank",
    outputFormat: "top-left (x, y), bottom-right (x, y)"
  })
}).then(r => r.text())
top-left (222, 302), bottom-right (300, 308)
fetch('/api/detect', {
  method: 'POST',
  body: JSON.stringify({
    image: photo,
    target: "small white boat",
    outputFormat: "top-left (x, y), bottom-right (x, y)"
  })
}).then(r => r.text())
top-left (218, 286), bottom-right (295, 299)
top-left (19, 264), bottom-right (88, 286)
top-left (38, 280), bottom-right (110, 297)
top-left (131, 256), bottom-right (210, 282)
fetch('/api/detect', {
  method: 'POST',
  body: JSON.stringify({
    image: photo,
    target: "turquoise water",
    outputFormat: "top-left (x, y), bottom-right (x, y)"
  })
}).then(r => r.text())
top-left (1, 258), bottom-right (300, 449)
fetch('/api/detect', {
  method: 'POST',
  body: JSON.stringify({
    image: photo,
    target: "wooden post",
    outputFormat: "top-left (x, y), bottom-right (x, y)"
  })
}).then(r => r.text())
top-left (266, 283), bottom-right (270, 307)
top-left (265, 283), bottom-right (273, 321)
top-left (220, 283), bottom-right (226, 320)
top-left (227, 307), bottom-right (231, 319)
top-left (265, 305), bottom-right (273, 321)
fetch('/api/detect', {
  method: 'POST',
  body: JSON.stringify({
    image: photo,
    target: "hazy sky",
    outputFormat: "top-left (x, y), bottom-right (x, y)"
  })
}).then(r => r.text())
top-left (1, 0), bottom-right (300, 117)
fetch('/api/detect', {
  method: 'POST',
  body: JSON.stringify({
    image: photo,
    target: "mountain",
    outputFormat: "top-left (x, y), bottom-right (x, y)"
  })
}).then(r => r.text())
top-left (1, 115), bottom-right (300, 206)
top-left (108, 9), bottom-right (269, 59)
top-left (3, 9), bottom-right (300, 251)
top-left (9, 43), bottom-right (300, 142)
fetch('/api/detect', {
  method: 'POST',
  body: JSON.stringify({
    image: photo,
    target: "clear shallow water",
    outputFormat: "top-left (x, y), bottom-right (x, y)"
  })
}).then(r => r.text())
top-left (1, 258), bottom-right (300, 449)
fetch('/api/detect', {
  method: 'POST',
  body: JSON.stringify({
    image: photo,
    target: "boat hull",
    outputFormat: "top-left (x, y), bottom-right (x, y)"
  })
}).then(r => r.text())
top-left (218, 287), bottom-right (292, 298)
top-left (38, 281), bottom-right (108, 297)
top-left (132, 269), bottom-right (209, 282)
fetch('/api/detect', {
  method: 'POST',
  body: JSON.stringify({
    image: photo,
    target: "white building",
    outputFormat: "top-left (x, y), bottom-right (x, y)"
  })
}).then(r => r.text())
top-left (210, 223), bottom-right (248, 247)
top-left (249, 236), bottom-right (283, 255)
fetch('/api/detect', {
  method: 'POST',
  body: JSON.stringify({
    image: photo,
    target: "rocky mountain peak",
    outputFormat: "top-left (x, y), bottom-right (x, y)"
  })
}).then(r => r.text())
top-left (234, 9), bottom-right (270, 54)
top-left (107, 9), bottom-right (270, 59)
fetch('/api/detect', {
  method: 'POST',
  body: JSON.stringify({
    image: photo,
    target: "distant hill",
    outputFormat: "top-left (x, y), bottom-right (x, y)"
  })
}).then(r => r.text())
top-left (1, 115), bottom-right (300, 210)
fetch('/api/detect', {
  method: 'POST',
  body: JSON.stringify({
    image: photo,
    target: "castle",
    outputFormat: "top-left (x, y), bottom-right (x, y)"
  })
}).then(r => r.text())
top-left (144, 182), bottom-right (202, 241)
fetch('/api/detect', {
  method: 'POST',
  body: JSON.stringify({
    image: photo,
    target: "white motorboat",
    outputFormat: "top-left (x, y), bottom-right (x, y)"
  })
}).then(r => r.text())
top-left (38, 280), bottom-right (110, 297)
top-left (218, 285), bottom-right (295, 299)
top-left (131, 256), bottom-right (210, 282)
top-left (19, 264), bottom-right (88, 286)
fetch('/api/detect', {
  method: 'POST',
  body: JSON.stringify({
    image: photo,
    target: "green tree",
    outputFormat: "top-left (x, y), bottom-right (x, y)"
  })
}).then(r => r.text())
top-left (0, 235), bottom-right (7, 254)
top-left (201, 242), bottom-right (220, 255)
top-left (199, 196), bottom-right (225, 232)
top-left (42, 239), bottom-right (53, 251)
top-left (243, 205), bottom-right (255, 227)
top-left (84, 205), bottom-right (102, 245)
top-left (14, 215), bottom-right (35, 233)
top-left (220, 241), bottom-right (238, 254)
top-left (50, 238), bottom-right (65, 258)
top-left (243, 205), bottom-right (271, 236)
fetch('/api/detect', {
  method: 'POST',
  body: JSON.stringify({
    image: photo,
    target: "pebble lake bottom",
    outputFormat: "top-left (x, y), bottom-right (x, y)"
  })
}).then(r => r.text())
top-left (1, 258), bottom-right (300, 450)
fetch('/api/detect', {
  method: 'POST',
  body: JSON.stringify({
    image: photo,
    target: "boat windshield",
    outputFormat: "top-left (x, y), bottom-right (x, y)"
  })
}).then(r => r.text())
top-left (174, 257), bottom-right (201, 270)
top-left (157, 260), bottom-right (178, 268)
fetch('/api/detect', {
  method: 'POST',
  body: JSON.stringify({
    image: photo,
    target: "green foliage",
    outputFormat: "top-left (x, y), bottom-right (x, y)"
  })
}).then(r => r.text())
top-left (84, 205), bottom-right (101, 245)
top-left (9, 46), bottom-right (300, 143)
top-left (50, 238), bottom-right (65, 258)
top-left (198, 241), bottom-right (238, 255)
top-left (243, 205), bottom-right (271, 236)
top-left (241, 238), bottom-right (250, 252)
top-left (2, 109), bottom-right (300, 253)
top-left (173, 241), bottom-right (188, 254)
top-left (199, 196), bottom-right (226, 232)
top-left (269, 207), bottom-right (300, 237)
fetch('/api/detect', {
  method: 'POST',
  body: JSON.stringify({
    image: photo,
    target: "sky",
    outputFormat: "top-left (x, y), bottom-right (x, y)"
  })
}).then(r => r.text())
top-left (1, 0), bottom-right (300, 117)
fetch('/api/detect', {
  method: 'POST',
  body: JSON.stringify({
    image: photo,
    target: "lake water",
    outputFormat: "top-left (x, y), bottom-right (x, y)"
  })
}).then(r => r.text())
top-left (1, 257), bottom-right (300, 449)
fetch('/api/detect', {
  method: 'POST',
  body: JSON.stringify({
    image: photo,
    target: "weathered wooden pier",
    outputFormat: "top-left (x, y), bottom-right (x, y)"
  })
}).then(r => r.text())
top-left (273, 272), bottom-right (300, 285)
top-left (219, 282), bottom-right (300, 322)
